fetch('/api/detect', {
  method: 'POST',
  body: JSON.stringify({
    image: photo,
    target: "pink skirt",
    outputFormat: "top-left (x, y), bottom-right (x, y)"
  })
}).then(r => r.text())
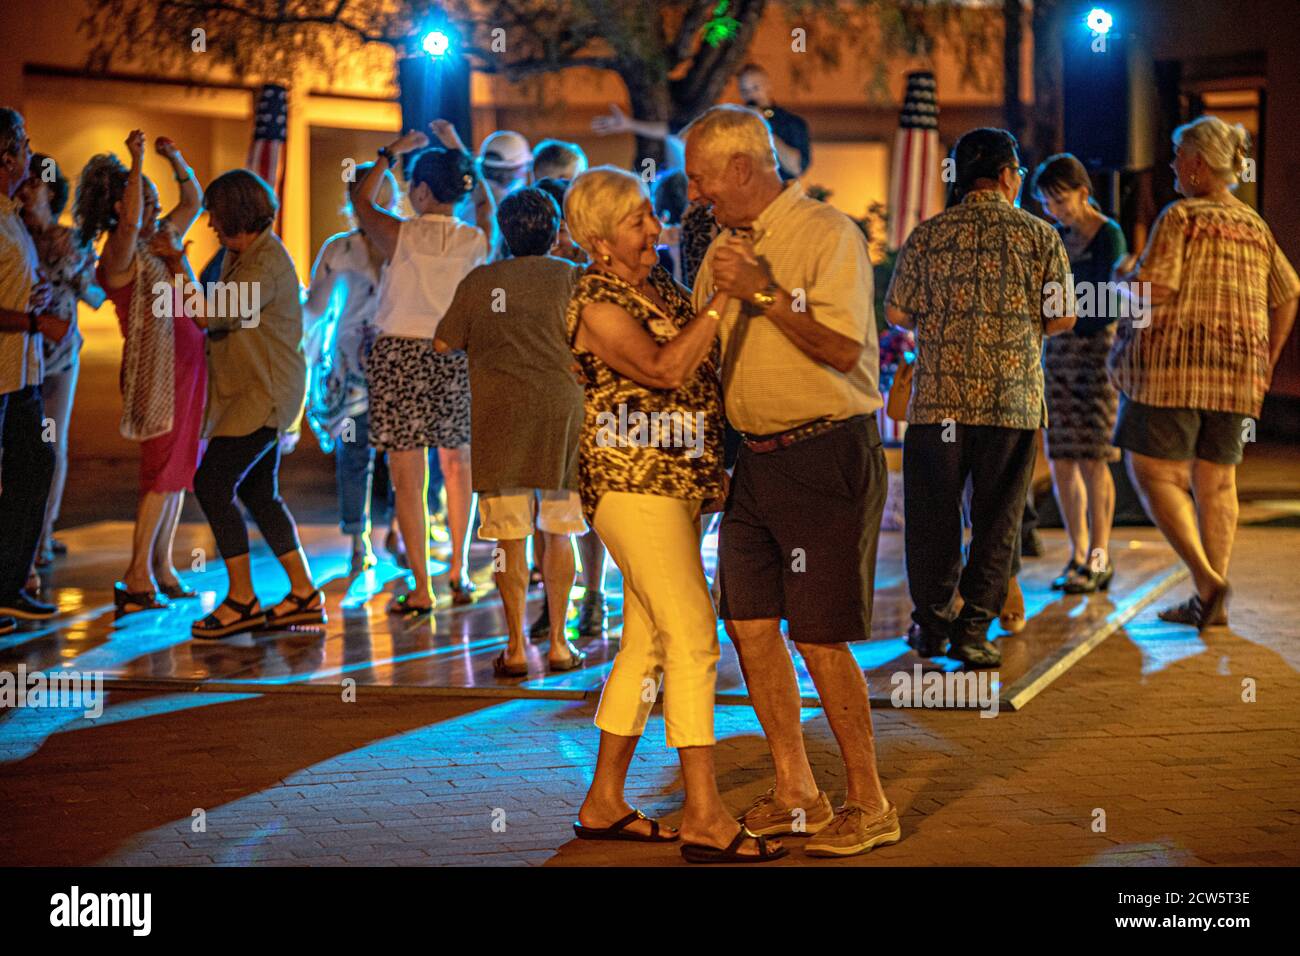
top-left (139, 318), bottom-right (208, 494)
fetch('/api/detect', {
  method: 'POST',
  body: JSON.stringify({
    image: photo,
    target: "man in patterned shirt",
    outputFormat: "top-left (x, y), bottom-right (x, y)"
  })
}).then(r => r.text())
top-left (886, 127), bottom-right (1075, 668)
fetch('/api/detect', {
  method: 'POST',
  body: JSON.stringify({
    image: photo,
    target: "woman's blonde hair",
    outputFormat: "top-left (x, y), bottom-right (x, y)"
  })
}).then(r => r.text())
top-left (681, 104), bottom-right (778, 175)
top-left (564, 165), bottom-right (649, 256)
top-left (1174, 115), bottom-right (1251, 187)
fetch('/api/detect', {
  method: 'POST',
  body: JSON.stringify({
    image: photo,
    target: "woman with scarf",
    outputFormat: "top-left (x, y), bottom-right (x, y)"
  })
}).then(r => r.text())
top-left (75, 130), bottom-right (207, 616)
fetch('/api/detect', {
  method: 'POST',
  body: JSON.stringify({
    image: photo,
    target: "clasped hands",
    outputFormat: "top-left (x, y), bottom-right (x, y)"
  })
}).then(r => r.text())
top-left (710, 235), bottom-right (774, 303)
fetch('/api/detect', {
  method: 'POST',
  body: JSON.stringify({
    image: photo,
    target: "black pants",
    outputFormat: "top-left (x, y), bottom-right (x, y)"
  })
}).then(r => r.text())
top-left (0, 385), bottom-right (54, 601)
top-left (904, 423), bottom-right (1037, 641)
top-left (194, 426), bottom-right (302, 560)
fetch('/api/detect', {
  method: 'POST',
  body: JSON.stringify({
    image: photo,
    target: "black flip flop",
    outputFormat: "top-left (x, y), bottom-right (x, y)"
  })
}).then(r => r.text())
top-left (191, 596), bottom-right (265, 639)
top-left (680, 826), bottom-right (788, 864)
top-left (262, 589), bottom-right (327, 629)
top-left (573, 809), bottom-right (678, 843)
top-left (387, 592), bottom-right (433, 618)
top-left (159, 580), bottom-right (199, 600)
top-left (492, 651), bottom-right (528, 678)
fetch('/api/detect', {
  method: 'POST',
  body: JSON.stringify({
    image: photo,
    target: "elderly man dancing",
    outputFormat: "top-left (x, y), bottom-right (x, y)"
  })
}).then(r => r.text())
top-left (685, 105), bottom-right (899, 857)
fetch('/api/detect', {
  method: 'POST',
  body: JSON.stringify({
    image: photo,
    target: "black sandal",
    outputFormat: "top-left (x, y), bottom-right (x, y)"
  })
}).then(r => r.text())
top-left (681, 826), bottom-right (788, 864)
top-left (191, 596), bottom-right (265, 639)
top-left (159, 580), bottom-right (198, 600)
top-left (114, 583), bottom-right (168, 620)
top-left (262, 589), bottom-right (327, 629)
top-left (387, 592), bottom-right (433, 618)
top-left (1052, 560), bottom-right (1085, 590)
top-left (492, 651), bottom-right (528, 678)
top-left (574, 809), bottom-right (678, 843)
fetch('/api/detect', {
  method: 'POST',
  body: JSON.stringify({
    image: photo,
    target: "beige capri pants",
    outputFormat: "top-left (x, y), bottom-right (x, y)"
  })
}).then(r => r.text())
top-left (591, 491), bottom-right (720, 748)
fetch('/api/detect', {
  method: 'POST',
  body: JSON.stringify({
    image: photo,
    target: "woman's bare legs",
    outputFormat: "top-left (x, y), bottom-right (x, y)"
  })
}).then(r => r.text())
top-left (123, 490), bottom-right (168, 593)
top-left (439, 445), bottom-right (473, 586)
top-left (389, 447), bottom-right (432, 608)
top-left (151, 491), bottom-right (186, 588)
top-left (1049, 459), bottom-right (1089, 566)
top-left (1080, 458), bottom-right (1116, 567)
top-left (495, 537), bottom-right (529, 667)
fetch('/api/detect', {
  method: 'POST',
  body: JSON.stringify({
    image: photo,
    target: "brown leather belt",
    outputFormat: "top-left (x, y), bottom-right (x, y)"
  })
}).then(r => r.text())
top-left (740, 415), bottom-right (864, 454)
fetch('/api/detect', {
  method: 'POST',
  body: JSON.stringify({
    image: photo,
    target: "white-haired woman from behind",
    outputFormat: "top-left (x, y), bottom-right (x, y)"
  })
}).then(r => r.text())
top-left (1110, 115), bottom-right (1300, 630)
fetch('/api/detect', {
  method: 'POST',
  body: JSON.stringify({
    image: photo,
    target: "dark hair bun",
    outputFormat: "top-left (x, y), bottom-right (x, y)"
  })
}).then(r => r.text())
top-left (410, 147), bottom-right (478, 204)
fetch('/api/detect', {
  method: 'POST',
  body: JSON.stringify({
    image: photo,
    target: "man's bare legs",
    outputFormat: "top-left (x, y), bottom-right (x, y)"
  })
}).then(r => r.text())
top-left (727, 618), bottom-right (820, 808)
top-left (797, 641), bottom-right (888, 812)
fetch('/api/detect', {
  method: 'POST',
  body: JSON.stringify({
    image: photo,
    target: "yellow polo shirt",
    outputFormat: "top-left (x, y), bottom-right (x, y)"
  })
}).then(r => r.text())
top-left (692, 180), bottom-right (880, 435)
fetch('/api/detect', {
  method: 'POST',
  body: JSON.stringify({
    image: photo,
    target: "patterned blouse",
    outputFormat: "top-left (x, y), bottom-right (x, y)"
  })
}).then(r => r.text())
top-left (566, 264), bottom-right (724, 522)
top-left (1108, 197), bottom-right (1300, 418)
top-left (29, 224), bottom-right (98, 374)
top-left (885, 189), bottom-right (1072, 430)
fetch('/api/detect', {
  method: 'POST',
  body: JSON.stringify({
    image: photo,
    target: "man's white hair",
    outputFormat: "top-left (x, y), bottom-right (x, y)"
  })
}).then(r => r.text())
top-left (681, 105), bottom-right (778, 174)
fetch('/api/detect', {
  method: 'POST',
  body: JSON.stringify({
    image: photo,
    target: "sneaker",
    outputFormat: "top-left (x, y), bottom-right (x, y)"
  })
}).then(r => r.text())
top-left (739, 786), bottom-right (834, 837)
top-left (0, 590), bottom-right (57, 620)
top-left (948, 636), bottom-right (1001, 668)
top-left (906, 622), bottom-right (948, 658)
top-left (576, 595), bottom-right (605, 637)
top-left (805, 802), bottom-right (901, 858)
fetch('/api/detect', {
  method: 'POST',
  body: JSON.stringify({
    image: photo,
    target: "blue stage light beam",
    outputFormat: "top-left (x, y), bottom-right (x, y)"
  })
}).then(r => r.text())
top-left (1086, 7), bottom-right (1113, 36)
top-left (421, 29), bottom-right (451, 58)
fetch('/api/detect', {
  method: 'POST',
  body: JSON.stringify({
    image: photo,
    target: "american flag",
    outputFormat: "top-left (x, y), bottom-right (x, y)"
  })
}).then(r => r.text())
top-left (247, 84), bottom-right (288, 232)
top-left (887, 71), bottom-right (942, 252)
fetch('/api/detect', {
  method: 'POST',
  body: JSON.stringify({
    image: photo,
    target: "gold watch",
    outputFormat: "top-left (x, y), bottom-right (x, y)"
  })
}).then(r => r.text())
top-left (751, 280), bottom-right (779, 309)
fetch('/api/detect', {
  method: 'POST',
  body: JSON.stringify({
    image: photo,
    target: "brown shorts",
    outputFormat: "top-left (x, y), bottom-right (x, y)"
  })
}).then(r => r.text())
top-left (717, 415), bottom-right (886, 645)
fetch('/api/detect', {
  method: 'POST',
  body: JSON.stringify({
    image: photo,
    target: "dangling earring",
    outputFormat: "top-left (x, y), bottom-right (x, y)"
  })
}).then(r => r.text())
top-left (601, 253), bottom-right (612, 266)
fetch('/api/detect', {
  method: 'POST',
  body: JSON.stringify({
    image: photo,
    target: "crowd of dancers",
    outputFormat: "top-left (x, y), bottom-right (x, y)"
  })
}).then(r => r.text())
top-left (0, 89), bottom-right (1295, 861)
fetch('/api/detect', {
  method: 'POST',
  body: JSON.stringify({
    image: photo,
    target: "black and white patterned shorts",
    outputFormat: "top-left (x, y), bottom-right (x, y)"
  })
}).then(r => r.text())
top-left (366, 335), bottom-right (471, 452)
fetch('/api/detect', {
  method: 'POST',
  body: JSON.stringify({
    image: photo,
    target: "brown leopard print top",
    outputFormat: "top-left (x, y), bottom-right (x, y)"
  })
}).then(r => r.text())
top-left (566, 264), bottom-right (724, 523)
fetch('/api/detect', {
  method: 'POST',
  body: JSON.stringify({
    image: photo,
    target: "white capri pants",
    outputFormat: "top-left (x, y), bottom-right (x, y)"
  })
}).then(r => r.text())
top-left (592, 491), bottom-right (719, 748)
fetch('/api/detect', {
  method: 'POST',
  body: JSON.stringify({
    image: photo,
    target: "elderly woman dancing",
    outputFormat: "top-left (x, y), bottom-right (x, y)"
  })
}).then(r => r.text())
top-left (1110, 115), bottom-right (1299, 629)
top-left (565, 166), bottom-right (785, 863)
top-left (75, 130), bottom-right (208, 616)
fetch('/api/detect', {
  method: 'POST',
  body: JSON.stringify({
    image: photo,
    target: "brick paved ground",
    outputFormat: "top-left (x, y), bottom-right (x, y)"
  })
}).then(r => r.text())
top-left (1, 526), bottom-right (1297, 867)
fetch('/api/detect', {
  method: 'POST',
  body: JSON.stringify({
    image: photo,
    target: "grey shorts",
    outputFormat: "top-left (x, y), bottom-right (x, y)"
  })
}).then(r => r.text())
top-left (1113, 395), bottom-right (1249, 465)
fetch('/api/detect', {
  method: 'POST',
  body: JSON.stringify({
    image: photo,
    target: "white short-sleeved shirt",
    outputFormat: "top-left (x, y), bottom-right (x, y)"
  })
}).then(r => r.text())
top-left (373, 213), bottom-right (488, 339)
top-left (0, 193), bottom-right (43, 394)
top-left (693, 180), bottom-right (880, 435)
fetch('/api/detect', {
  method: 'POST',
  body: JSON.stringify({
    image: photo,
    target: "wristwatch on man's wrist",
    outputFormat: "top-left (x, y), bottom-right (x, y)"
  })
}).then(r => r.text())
top-left (27, 311), bottom-right (39, 334)
top-left (751, 280), bottom-right (780, 309)
top-left (377, 146), bottom-right (396, 165)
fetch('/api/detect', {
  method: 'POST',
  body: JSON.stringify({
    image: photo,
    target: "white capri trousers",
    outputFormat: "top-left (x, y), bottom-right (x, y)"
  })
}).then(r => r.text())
top-left (592, 491), bottom-right (719, 749)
